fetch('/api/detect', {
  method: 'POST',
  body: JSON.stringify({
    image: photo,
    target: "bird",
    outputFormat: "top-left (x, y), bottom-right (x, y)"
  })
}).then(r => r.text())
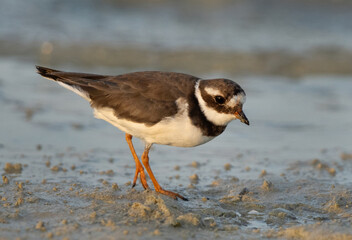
top-left (36, 66), bottom-right (249, 201)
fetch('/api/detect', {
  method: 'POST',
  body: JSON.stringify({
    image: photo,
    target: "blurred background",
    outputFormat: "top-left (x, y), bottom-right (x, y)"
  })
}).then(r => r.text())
top-left (1, 0), bottom-right (352, 151)
top-left (1, 0), bottom-right (352, 76)
top-left (0, 0), bottom-right (352, 162)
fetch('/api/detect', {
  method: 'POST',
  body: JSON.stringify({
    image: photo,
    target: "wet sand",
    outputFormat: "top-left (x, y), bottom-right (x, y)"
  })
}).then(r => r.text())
top-left (3, 41), bottom-right (352, 78)
top-left (1, 147), bottom-right (352, 239)
top-left (1, 59), bottom-right (352, 239)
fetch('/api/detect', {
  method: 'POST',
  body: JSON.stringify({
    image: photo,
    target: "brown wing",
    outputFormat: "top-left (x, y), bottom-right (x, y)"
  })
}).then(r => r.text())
top-left (36, 66), bottom-right (199, 125)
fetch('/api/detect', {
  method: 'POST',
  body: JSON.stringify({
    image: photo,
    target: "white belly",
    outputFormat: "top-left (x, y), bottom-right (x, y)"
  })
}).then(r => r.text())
top-left (93, 102), bottom-right (214, 147)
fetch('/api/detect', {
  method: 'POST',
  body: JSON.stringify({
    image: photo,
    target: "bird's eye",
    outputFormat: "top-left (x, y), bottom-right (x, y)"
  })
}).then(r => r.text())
top-left (214, 95), bottom-right (225, 104)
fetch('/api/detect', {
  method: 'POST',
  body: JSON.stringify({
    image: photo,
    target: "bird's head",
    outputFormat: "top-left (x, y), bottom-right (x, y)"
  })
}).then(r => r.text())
top-left (195, 79), bottom-right (249, 126)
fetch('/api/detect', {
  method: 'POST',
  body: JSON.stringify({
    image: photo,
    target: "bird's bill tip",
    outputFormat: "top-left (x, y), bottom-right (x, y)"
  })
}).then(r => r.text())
top-left (235, 111), bottom-right (250, 125)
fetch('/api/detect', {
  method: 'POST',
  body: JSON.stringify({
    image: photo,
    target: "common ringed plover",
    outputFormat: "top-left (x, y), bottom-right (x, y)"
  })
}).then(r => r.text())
top-left (36, 66), bottom-right (249, 200)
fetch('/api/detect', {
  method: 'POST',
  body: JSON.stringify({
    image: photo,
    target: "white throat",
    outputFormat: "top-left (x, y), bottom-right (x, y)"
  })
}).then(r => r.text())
top-left (195, 80), bottom-right (236, 126)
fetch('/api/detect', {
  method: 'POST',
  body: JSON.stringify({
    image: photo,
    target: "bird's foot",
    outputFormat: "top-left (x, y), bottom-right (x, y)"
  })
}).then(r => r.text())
top-left (156, 188), bottom-right (188, 201)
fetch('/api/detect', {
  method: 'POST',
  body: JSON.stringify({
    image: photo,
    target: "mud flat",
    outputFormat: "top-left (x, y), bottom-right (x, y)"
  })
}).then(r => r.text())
top-left (1, 146), bottom-right (352, 240)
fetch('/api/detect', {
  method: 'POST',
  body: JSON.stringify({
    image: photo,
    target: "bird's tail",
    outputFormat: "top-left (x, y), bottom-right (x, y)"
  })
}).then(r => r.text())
top-left (36, 65), bottom-right (92, 101)
top-left (36, 65), bottom-right (62, 81)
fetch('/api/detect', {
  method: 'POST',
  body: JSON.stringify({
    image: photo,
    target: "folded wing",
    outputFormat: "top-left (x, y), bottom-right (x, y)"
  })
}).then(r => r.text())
top-left (36, 66), bottom-right (199, 125)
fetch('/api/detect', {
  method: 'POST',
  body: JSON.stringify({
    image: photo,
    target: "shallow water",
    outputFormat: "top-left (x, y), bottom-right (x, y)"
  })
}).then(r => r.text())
top-left (1, 59), bottom-right (352, 239)
top-left (2, 0), bottom-right (352, 52)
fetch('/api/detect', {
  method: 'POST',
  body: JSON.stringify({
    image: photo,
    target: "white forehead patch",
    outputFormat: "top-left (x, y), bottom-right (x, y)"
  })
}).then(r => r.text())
top-left (204, 87), bottom-right (222, 97)
top-left (227, 93), bottom-right (246, 108)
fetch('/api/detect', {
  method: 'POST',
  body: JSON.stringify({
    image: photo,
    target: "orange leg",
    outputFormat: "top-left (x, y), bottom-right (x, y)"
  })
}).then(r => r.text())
top-left (141, 145), bottom-right (188, 201)
top-left (125, 134), bottom-right (149, 189)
